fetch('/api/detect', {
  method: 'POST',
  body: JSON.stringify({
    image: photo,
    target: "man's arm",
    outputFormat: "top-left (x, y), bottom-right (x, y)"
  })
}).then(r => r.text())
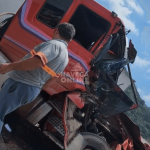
top-left (0, 56), bottom-right (43, 74)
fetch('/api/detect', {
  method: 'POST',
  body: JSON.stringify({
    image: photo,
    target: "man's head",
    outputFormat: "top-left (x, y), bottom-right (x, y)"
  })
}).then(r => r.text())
top-left (53, 23), bottom-right (75, 43)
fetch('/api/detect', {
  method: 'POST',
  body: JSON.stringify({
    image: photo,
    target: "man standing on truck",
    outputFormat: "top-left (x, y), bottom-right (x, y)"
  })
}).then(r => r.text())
top-left (0, 22), bottom-right (75, 133)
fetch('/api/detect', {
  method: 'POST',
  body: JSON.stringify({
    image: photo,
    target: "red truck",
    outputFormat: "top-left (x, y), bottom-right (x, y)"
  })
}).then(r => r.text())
top-left (0, 0), bottom-right (150, 149)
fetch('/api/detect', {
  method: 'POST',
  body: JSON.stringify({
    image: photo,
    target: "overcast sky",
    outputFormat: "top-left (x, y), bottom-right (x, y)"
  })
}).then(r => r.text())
top-left (97, 0), bottom-right (150, 106)
top-left (0, 0), bottom-right (25, 21)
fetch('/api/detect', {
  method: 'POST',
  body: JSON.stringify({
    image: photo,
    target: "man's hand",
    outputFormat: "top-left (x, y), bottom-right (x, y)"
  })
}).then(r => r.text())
top-left (0, 55), bottom-right (43, 74)
top-left (0, 54), bottom-right (44, 74)
top-left (0, 63), bottom-right (13, 74)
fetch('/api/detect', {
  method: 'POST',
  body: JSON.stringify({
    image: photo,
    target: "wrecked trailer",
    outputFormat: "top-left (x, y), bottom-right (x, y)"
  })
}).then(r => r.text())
top-left (0, 0), bottom-right (150, 149)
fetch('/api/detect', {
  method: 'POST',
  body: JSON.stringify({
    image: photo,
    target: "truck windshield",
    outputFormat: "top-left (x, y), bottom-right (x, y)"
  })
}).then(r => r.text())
top-left (37, 0), bottom-right (73, 28)
top-left (69, 5), bottom-right (111, 50)
top-left (95, 61), bottom-right (138, 117)
top-left (91, 32), bottom-right (138, 117)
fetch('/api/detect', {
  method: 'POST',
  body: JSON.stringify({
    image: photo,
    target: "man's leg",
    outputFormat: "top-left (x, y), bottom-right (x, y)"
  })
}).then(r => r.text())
top-left (0, 79), bottom-right (15, 133)
top-left (0, 78), bottom-right (40, 133)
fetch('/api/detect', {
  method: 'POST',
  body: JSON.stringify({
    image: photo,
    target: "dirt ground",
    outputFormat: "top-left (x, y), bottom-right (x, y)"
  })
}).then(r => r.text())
top-left (0, 133), bottom-right (34, 150)
top-left (0, 128), bottom-right (61, 150)
top-left (0, 115), bottom-right (62, 150)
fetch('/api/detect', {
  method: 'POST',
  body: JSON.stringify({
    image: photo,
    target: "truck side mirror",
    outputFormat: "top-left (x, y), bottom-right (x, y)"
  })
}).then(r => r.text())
top-left (128, 39), bottom-right (137, 64)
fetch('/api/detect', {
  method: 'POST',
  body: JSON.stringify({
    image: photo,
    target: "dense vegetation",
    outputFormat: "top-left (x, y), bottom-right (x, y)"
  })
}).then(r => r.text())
top-left (125, 86), bottom-right (150, 141)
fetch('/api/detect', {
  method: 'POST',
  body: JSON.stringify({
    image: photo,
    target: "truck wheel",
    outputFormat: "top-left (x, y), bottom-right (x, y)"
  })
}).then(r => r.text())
top-left (81, 132), bottom-right (111, 150)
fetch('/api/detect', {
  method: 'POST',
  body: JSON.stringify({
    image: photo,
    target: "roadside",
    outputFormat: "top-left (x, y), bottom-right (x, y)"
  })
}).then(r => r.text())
top-left (0, 129), bottom-right (34, 150)
top-left (0, 113), bottom-right (61, 150)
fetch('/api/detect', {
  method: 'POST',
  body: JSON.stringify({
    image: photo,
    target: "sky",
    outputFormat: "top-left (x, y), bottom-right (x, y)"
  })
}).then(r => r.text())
top-left (96, 0), bottom-right (150, 106)
top-left (0, 0), bottom-right (25, 21)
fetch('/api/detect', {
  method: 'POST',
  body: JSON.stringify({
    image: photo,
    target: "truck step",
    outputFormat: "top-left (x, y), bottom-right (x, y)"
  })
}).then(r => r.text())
top-left (47, 116), bottom-right (65, 136)
top-left (43, 131), bottom-right (64, 149)
top-left (48, 99), bottom-right (64, 116)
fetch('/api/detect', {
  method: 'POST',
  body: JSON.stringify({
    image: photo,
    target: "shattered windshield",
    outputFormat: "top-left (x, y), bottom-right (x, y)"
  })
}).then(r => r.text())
top-left (94, 59), bottom-right (138, 117)
top-left (91, 31), bottom-right (138, 117)
top-left (117, 67), bottom-right (137, 104)
top-left (95, 64), bottom-right (138, 117)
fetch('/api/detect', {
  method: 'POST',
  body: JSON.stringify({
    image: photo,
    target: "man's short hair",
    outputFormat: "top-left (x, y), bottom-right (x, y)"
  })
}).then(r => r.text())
top-left (58, 23), bottom-right (75, 42)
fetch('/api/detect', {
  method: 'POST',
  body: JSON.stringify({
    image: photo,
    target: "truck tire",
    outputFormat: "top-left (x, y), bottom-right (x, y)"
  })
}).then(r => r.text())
top-left (81, 132), bottom-right (111, 150)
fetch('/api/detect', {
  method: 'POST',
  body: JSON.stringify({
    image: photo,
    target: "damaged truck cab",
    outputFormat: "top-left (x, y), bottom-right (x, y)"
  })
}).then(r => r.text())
top-left (0, 0), bottom-right (148, 150)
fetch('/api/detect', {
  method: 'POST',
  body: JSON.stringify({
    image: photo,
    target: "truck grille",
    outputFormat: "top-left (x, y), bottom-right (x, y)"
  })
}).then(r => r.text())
top-left (48, 99), bottom-right (64, 116)
top-left (48, 116), bottom-right (65, 136)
